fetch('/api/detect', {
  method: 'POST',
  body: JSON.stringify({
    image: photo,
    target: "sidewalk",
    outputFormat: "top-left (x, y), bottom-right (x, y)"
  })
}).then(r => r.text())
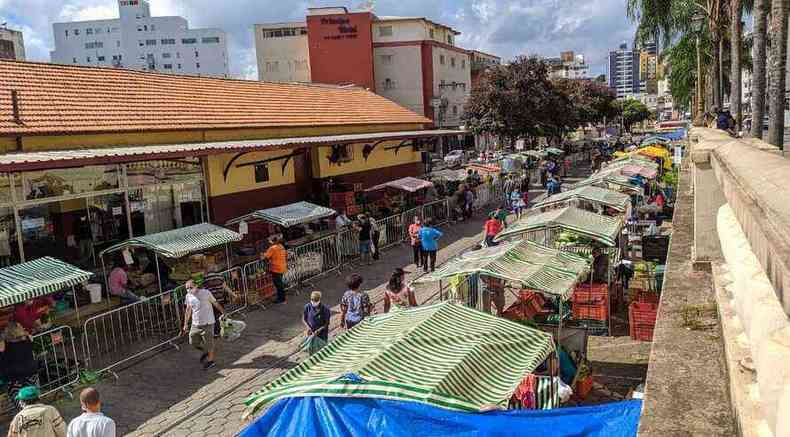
top-left (3, 168), bottom-right (589, 437)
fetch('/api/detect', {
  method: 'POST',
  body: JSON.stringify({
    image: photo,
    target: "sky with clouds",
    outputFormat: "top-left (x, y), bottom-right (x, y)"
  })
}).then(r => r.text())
top-left (0, 0), bottom-right (636, 79)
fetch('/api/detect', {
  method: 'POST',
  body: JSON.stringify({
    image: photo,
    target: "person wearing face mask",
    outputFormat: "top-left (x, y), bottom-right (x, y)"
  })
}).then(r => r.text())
top-left (302, 291), bottom-right (331, 344)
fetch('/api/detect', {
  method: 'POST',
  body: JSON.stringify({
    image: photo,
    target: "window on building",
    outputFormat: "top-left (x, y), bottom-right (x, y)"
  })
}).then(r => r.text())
top-left (111, 27), bottom-right (119, 33)
top-left (161, 38), bottom-right (175, 45)
top-left (194, 50), bottom-right (199, 58)
top-left (440, 79), bottom-right (445, 86)
top-left (177, 63), bottom-right (182, 69)
top-left (143, 25), bottom-right (148, 31)
top-left (452, 106), bottom-right (458, 116)
top-left (164, 64), bottom-right (173, 70)
top-left (97, 56), bottom-right (105, 62)
top-left (196, 62), bottom-right (200, 69)
top-left (116, 41), bottom-right (121, 47)
top-left (300, 28), bottom-right (308, 35)
top-left (254, 163), bottom-right (270, 183)
top-left (182, 38), bottom-right (197, 44)
top-left (86, 28), bottom-right (93, 35)
top-left (137, 26), bottom-right (143, 32)
top-left (65, 30), bottom-right (69, 37)
top-left (450, 57), bottom-right (456, 68)
top-left (150, 24), bottom-right (156, 31)
top-left (440, 55), bottom-right (445, 65)
top-left (447, 35), bottom-right (453, 45)
top-left (202, 37), bottom-right (220, 44)
top-left (95, 28), bottom-right (103, 34)
top-left (429, 28), bottom-right (435, 39)
top-left (379, 26), bottom-right (393, 37)
top-left (138, 40), bottom-right (144, 47)
top-left (74, 29), bottom-right (80, 35)
top-left (461, 59), bottom-right (466, 69)
top-left (384, 78), bottom-right (394, 89)
top-left (176, 52), bottom-right (181, 58)
top-left (380, 54), bottom-right (393, 65)
top-left (162, 53), bottom-right (172, 58)
top-left (72, 57), bottom-right (77, 63)
top-left (146, 39), bottom-right (157, 46)
top-left (86, 56), bottom-right (91, 62)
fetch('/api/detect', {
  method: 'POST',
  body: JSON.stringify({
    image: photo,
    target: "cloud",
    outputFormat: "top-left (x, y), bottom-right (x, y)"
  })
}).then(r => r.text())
top-left (1, 0), bottom-right (636, 78)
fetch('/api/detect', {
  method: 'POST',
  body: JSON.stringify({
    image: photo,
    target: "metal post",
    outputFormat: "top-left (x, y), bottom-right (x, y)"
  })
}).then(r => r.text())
top-left (439, 279), bottom-right (443, 302)
top-left (122, 166), bottom-right (133, 239)
top-left (225, 243), bottom-right (232, 270)
top-left (154, 253), bottom-right (163, 293)
top-left (71, 285), bottom-right (81, 322)
top-left (100, 254), bottom-right (111, 309)
top-left (9, 174), bottom-right (24, 262)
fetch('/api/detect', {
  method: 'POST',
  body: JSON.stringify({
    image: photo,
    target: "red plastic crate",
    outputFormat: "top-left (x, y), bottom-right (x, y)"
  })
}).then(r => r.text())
top-left (631, 324), bottom-right (655, 341)
top-left (629, 301), bottom-right (658, 341)
top-left (572, 301), bottom-right (608, 321)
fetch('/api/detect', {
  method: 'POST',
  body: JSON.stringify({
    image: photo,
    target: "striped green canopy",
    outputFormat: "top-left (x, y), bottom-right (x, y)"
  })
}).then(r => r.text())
top-left (227, 201), bottom-right (336, 227)
top-left (520, 150), bottom-right (547, 159)
top-left (495, 207), bottom-right (623, 247)
top-left (544, 147), bottom-right (565, 155)
top-left (569, 174), bottom-right (644, 195)
top-left (606, 156), bottom-right (659, 170)
top-left (0, 257), bottom-right (92, 307)
top-left (100, 223), bottom-right (242, 259)
top-left (415, 240), bottom-right (589, 299)
top-left (244, 302), bottom-right (555, 417)
top-left (533, 185), bottom-right (631, 212)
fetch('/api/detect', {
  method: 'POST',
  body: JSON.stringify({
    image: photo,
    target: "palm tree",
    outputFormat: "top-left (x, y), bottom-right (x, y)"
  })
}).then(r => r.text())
top-left (767, 0), bottom-right (788, 147)
top-left (730, 0), bottom-right (743, 130)
top-left (750, 0), bottom-right (768, 138)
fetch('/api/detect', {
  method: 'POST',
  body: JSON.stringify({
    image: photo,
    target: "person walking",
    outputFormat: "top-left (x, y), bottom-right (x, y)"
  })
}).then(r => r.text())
top-left (510, 188), bottom-right (525, 219)
top-left (484, 213), bottom-right (502, 247)
top-left (384, 268), bottom-right (417, 313)
top-left (302, 291), bottom-right (331, 355)
top-left (340, 274), bottom-right (372, 330)
top-left (66, 388), bottom-right (115, 437)
top-left (182, 278), bottom-right (225, 370)
top-left (354, 214), bottom-right (373, 265)
top-left (8, 386), bottom-right (66, 437)
top-left (418, 218), bottom-right (443, 272)
top-left (503, 175), bottom-right (515, 206)
top-left (408, 216), bottom-right (423, 268)
top-left (495, 206), bottom-right (509, 229)
top-left (262, 236), bottom-right (288, 304)
top-left (370, 216), bottom-right (381, 261)
top-left (464, 186), bottom-right (475, 219)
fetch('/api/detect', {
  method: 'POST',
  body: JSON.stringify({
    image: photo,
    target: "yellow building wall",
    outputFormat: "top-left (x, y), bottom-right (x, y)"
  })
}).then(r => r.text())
top-left (311, 140), bottom-right (422, 179)
top-left (6, 123), bottom-right (425, 153)
top-left (205, 150), bottom-right (296, 197)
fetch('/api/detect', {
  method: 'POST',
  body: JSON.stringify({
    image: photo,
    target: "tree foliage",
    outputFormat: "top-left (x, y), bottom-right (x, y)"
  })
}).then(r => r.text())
top-left (463, 56), bottom-right (617, 143)
top-left (617, 99), bottom-right (652, 131)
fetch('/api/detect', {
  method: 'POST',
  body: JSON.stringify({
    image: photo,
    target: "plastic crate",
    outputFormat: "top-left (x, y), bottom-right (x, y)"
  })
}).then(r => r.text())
top-left (629, 301), bottom-right (658, 341)
top-left (572, 301), bottom-right (608, 321)
top-left (631, 323), bottom-right (655, 341)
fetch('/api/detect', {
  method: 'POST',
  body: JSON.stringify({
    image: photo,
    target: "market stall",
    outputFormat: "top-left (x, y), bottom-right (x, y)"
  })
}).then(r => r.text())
top-left (533, 186), bottom-right (631, 217)
top-left (364, 176), bottom-right (436, 217)
top-left (567, 174), bottom-right (645, 197)
top-left (544, 147), bottom-right (565, 156)
top-left (427, 169), bottom-right (469, 198)
top-left (226, 202), bottom-right (337, 256)
top-left (243, 301), bottom-right (557, 417)
top-left (98, 223), bottom-right (242, 299)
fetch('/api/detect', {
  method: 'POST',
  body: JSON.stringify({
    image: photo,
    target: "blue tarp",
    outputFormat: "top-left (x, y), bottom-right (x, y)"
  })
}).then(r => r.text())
top-left (239, 396), bottom-right (642, 437)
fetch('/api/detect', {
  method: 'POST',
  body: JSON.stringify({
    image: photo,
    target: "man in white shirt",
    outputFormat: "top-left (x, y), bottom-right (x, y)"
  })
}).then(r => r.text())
top-left (182, 279), bottom-right (225, 370)
top-left (66, 388), bottom-right (115, 437)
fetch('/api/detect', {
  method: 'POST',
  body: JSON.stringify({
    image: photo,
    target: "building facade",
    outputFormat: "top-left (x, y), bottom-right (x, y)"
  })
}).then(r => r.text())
top-left (254, 7), bottom-right (472, 131)
top-left (608, 43), bottom-right (640, 98)
top-left (547, 51), bottom-right (589, 79)
top-left (0, 60), bottom-right (465, 269)
top-left (51, 0), bottom-right (229, 78)
top-left (0, 26), bottom-right (25, 60)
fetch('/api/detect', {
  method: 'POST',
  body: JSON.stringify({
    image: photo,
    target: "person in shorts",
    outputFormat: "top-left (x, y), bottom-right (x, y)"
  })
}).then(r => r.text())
top-left (182, 279), bottom-right (225, 370)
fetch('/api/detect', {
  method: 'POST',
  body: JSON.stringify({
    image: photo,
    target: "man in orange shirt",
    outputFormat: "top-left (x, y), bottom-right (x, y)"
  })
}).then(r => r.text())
top-left (262, 236), bottom-right (288, 304)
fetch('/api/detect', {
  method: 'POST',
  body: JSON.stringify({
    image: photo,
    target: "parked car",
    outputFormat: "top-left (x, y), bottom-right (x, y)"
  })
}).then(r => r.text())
top-left (444, 149), bottom-right (467, 167)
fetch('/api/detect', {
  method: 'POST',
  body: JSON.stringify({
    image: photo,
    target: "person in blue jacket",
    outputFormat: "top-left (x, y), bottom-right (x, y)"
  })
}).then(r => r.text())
top-left (418, 218), bottom-right (443, 273)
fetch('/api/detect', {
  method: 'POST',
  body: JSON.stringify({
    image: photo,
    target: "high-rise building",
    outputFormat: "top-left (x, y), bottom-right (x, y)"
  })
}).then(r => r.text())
top-left (254, 7), bottom-right (473, 130)
top-left (50, 0), bottom-right (229, 78)
top-left (0, 25), bottom-right (25, 60)
top-left (546, 51), bottom-right (589, 79)
top-left (608, 43), bottom-right (640, 98)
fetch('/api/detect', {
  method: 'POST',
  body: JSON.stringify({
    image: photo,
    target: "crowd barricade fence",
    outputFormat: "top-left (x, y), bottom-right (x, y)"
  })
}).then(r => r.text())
top-left (81, 286), bottom-right (184, 376)
top-left (286, 233), bottom-right (342, 290)
top-left (217, 266), bottom-right (247, 316)
top-left (32, 325), bottom-right (81, 398)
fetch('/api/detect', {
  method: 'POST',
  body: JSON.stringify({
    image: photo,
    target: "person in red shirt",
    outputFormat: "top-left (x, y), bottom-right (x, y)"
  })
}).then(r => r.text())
top-left (484, 213), bottom-right (503, 247)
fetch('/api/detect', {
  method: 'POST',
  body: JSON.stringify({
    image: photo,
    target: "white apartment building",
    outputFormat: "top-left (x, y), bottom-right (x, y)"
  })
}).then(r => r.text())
top-left (548, 51), bottom-right (589, 79)
top-left (51, 0), bottom-right (229, 78)
top-left (0, 26), bottom-right (25, 60)
top-left (253, 22), bottom-right (310, 82)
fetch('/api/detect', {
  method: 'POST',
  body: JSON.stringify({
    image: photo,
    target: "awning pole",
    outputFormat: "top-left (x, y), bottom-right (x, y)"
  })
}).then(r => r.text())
top-left (72, 285), bottom-right (80, 322)
top-left (100, 254), bottom-right (110, 309)
top-left (9, 173), bottom-right (24, 262)
top-left (154, 253), bottom-right (163, 293)
top-left (225, 243), bottom-right (232, 270)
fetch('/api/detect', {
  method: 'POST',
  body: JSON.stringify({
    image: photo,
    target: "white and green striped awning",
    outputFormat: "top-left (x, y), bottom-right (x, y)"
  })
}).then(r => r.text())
top-left (227, 201), bottom-right (336, 228)
top-left (0, 257), bottom-right (92, 307)
top-left (244, 302), bottom-right (554, 417)
top-left (496, 207), bottom-right (623, 247)
top-left (520, 150), bottom-right (547, 159)
top-left (534, 186), bottom-right (631, 212)
top-left (569, 174), bottom-right (644, 195)
top-left (415, 240), bottom-right (589, 299)
top-left (544, 147), bottom-right (565, 155)
top-left (606, 156), bottom-right (660, 170)
top-left (100, 223), bottom-right (242, 259)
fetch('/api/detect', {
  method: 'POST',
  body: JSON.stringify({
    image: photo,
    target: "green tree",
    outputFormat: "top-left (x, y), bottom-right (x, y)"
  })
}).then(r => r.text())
top-left (767, 0), bottom-right (788, 147)
top-left (750, 0), bottom-right (768, 138)
top-left (618, 99), bottom-right (652, 132)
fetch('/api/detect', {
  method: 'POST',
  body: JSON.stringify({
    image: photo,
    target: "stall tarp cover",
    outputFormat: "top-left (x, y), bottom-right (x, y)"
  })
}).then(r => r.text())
top-left (239, 397), bottom-right (643, 437)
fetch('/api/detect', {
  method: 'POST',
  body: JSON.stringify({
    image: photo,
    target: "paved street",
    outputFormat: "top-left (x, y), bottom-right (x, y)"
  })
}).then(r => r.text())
top-left (0, 171), bottom-right (585, 437)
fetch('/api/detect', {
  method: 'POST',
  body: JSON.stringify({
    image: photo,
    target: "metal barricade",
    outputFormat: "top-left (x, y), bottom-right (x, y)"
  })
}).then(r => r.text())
top-left (287, 234), bottom-right (341, 288)
top-left (82, 287), bottom-right (184, 376)
top-left (336, 227), bottom-right (361, 265)
top-left (422, 199), bottom-right (450, 226)
top-left (216, 266), bottom-right (246, 316)
top-left (473, 184), bottom-right (492, 211)
top-left (32, 326), bottom-right (81, 397)
top-left (242, 259), bottom-right (274, 306)
top-left (376, 214), bottom-right (404, 250)
top-left (401, 206), bottom-right (423, 232)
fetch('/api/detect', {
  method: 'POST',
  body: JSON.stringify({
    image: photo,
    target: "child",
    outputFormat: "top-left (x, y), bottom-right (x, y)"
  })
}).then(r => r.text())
top-left (510, 189), bottom-right (525, 219)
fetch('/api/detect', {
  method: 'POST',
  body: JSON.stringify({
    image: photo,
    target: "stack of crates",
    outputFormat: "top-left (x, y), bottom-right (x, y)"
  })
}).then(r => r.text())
top-left (629, 301), bottom-right (659, 341)
top-left (246, 268), bottom-right (275, 305)
top-left (330, 190), bottom-right (360, 216)
top-left (571, 283), bottom-right (609, 322)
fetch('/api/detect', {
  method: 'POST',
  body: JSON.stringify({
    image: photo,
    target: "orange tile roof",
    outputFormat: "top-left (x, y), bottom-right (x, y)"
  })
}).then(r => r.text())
top-left (0, 60), bottom-right (431, 136)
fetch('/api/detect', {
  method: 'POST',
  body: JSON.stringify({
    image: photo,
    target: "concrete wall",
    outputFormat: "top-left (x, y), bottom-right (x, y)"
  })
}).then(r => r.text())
top-left (373, 45), bottom-right (424, 116)
top-left (253, 23), bottom-right (310, 82)
top-left (432, 46), bottom-right (470, 127)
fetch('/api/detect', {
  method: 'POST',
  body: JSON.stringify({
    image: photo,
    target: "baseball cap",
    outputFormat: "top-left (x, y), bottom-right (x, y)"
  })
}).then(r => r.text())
top-left (15, 386), bottom-right (40, 401)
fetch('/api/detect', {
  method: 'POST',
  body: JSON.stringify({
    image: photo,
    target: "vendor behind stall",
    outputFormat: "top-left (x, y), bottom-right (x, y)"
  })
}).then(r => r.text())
top-left (143, 249), bottom-right (173, 290)
top-left (13, 297), bottom-right (54, 334)
top-left (108, 258), bottom-right (141, 304)
top-left (0, 319), bottom-right (38, 411)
